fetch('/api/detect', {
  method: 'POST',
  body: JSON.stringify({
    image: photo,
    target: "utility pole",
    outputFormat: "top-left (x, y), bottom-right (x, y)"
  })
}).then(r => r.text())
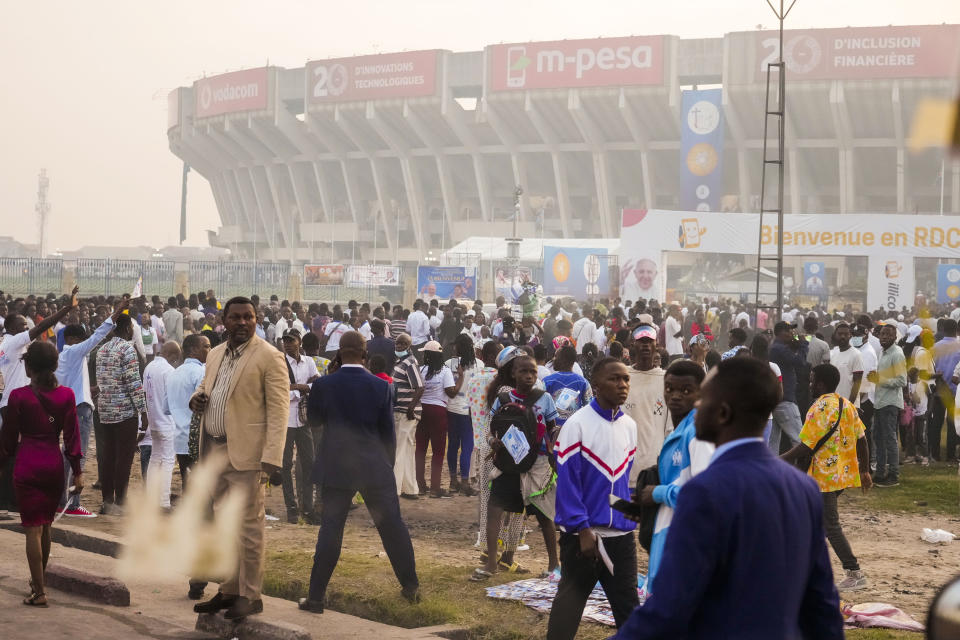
top-left (507, 185), bottom-right (523, 281)
top-left (754, 0), bottom-right (796, 324)
top-left (36, 169), bottom-right (50, 258)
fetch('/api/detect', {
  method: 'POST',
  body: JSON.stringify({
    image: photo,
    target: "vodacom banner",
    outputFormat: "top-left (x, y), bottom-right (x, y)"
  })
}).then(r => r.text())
top-left (619, 209), bottom-right (960, 307)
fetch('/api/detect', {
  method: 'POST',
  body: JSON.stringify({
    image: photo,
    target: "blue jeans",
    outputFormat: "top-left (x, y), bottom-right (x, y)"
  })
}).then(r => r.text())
top-left (768, 401), bottom-right (802, 454)
top-left (64, 403), bottom-right (94, 509)
top-left (446, 411), bottom-right (474, 480)
top-left (874, 405), bottom-right (900, 481)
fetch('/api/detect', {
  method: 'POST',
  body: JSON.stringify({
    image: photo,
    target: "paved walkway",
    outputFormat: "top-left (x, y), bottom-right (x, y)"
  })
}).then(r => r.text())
top-left (0, 528), bottom-right (455, 639)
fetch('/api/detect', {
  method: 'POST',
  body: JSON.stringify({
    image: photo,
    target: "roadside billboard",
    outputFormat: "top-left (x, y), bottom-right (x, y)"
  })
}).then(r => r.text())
top-left (487, 36), bottom-right (665, 91)
top-left (306, 50), bottom-right (439, 104)
top-left (303, 264), bottom-right (344, 286)
top-left (194, 68), bottom-right (270, 118)
top-left (417, 266), bottom-right (476, 301)
top-left (726, 25), bottom-right (960, 84)
top-left (543, 247), bottom-right (609, 298)
top-left (345, 265), bottom-right (401, 287)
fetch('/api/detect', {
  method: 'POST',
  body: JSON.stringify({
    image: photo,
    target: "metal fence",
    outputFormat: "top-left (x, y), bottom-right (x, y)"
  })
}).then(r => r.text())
top-left (0, 258), bottom-right (63, 296)
top-left (188, 261), bottom-right (291, 299)
top-left (76, 259), bottom-right (175, 297)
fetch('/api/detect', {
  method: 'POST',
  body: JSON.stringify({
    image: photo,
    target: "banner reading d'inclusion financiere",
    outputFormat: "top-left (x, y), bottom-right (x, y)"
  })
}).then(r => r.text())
top-left (680, 88), bottom-right (724, 212)
top-left (543, 246), bottom-right (608, 298)
top-left (417, 266), bottom-right (476, 300)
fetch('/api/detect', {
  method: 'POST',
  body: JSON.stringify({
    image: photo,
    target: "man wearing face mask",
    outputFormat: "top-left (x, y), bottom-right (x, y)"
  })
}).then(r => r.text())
top-left (391, 334), bottom-right (424, 498)
top-left (853, 324), bottom-right (879, 472)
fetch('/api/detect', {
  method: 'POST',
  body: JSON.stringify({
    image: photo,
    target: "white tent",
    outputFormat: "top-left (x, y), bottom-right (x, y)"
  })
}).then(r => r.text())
top-left (442, 236), bottom-right (621, 263)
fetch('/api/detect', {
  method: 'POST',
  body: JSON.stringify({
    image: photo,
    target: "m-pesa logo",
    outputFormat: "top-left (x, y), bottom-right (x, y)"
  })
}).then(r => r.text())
top-left (491, 36), bottom-right (664, 91)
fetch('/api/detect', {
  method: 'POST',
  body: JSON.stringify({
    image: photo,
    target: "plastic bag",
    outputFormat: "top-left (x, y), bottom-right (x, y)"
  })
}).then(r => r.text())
top-left (921, 528), bottom-right (956, 543)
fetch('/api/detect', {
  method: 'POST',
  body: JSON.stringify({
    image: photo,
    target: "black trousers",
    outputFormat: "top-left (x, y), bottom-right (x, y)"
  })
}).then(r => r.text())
top-left (929, 391), bottom-right (959, 461)
top-left (546, 532), bottom-right (639, 640)
top-left (858, 400), bottom-right (875, 467)
top-left (308, 482), bottom-right (418, 601)
top-left (281, 427), bottom-right (315, 514)
top-left (176, 454), bottom-right (194, 493)
top-left (100, 418), bottom-right (139, 505)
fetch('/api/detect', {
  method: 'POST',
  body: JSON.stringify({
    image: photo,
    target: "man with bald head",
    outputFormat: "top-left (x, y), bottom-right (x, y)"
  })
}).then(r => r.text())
top-left (299, 331), bottom-right (420, 613)
top-left (143, 340), bottom-right (182, 509)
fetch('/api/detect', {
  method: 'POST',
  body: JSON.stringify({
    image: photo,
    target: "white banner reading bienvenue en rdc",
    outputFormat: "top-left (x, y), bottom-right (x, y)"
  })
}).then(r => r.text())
top-left (619, 209), bottom-right (960, 302)
top-left (866, 257), bottom-right (915, 314)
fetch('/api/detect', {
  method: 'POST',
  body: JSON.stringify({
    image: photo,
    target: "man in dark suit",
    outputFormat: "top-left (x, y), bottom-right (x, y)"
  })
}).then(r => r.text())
top-left (614, 357), bottom-right (843, 639)
top-left (298, 331), bottom-right (419, 613)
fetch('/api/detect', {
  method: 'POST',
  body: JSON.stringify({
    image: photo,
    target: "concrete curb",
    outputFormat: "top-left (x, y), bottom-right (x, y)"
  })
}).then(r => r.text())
top-left (0, 521), bottom-right (122, 558)
top-left (196, 612), bottom-right (311, 640)
top-left (45, 563), bottom-right (130, 606)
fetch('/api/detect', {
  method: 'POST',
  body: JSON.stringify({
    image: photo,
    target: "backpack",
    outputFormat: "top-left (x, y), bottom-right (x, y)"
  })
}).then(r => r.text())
top-left (489, 390), bottom-right (544, 474)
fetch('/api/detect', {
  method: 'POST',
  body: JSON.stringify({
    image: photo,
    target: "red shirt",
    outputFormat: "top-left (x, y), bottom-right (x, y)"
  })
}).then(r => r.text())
top-left (375, 372), bottom-right (394, 384)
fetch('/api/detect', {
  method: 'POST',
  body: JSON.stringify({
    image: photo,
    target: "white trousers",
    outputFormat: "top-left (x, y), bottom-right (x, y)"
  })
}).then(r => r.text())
top-left (393, 412), bottom-right (420, 495)
top-left (148, 428), bottom-right (176, 508)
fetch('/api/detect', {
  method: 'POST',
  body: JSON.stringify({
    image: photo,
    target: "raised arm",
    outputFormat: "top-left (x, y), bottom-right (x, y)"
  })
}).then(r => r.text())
top-left (28, 285), bottom-right (79, 341)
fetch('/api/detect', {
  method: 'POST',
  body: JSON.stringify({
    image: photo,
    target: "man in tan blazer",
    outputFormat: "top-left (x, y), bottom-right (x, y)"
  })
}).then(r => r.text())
top-left (189, 296), bottom-right (288, 620)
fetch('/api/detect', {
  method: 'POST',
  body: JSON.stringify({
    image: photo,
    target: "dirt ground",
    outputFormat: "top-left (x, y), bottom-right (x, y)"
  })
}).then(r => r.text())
top-left (59, 446), bottom-right (960, 623)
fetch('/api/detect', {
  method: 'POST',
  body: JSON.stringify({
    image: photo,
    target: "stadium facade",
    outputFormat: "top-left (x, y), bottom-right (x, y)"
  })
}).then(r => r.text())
top-left (167, 25), bottom-right (960, 275)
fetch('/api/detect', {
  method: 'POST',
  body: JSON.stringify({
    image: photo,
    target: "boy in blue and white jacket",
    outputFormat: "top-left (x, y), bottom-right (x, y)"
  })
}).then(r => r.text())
top-left (547, 358), bottom-right (639, 640)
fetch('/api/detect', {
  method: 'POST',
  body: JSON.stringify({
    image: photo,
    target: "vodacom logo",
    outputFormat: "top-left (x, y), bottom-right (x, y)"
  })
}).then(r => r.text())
top-left (199, 84), bottom-right (212, 110)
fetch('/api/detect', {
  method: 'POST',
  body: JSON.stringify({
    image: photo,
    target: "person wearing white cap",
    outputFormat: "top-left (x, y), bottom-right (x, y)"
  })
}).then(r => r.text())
top-left (624, 324), bottom-right (671, 480)
top-left (416, 341), bottom-right (459, 498)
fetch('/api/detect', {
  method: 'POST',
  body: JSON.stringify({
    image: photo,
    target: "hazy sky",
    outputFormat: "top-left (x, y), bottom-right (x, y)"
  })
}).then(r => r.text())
top-left (2, 1), bottom-right (958, 251)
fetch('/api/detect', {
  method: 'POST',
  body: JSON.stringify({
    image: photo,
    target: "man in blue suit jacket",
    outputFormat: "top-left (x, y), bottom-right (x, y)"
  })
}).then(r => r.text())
top-left (614, 357), bottom-right (843, 639)
top-left (298, 331), bottom-right (419, 613)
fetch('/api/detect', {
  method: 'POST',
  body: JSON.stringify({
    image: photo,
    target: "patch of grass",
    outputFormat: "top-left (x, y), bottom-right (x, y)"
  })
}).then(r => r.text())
top-left (845, 462), bottom-right (958, 515)
top-left (263, 548), bottom-right (612, 639)
top-left (846, 630), bottom-right (922, 639)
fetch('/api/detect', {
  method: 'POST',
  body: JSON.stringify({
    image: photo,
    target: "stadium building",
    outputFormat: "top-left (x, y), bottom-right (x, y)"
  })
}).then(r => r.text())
top-left (167, 24), bottom-right (960, 300)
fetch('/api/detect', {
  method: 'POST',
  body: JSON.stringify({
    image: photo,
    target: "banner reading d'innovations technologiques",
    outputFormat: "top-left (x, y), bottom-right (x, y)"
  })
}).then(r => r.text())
top-left (417, 266), bottom-right (476, 300)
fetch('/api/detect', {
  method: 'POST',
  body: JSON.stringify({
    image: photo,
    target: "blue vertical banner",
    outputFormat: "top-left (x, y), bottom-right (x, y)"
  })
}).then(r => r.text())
top-left (937, 264), bottom-right (960, 303)
top-left (680, 88), bottom-right (724, 212)
top-left (802, 261), bottom-right (826, 296)
top-left (543, 246), bottom-right (608, 298)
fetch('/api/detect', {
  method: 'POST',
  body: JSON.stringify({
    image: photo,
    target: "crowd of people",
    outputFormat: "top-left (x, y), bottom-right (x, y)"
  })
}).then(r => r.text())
top-left (0, 284), bottom-right (956, 637)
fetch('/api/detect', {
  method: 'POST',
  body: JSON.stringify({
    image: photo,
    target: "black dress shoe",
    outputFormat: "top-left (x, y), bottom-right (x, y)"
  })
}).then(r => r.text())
top-left (224, 596), bottom-right (263, 620)
top-left (193, 592), bottom-right (237, 614)
top-left (298, 597), bottom-right (324, 613)
top-left (401, 585), bottom-right (421, 604)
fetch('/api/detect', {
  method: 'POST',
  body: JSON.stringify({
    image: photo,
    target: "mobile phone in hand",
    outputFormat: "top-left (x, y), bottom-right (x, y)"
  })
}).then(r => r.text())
top-left (609, 494), bottom-right (644, 519)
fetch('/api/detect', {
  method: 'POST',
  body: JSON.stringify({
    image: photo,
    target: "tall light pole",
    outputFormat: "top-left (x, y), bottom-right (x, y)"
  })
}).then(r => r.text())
top-left (36, 169), bottom-right (50, 258)
top-left (507, 186), bottom-right (523, 281)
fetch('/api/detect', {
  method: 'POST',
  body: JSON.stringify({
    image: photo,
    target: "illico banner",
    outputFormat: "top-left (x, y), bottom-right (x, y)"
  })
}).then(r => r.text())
top-left (194, 68), bottom-right (270, 118)
top-left (867, 256), bottom-right (914, 313)
top-left (306, 51), bottom-right (439, 103)
top-left (680, 89), bottom-right (724, 212)
top-left (487, 36), bottom-right (665, 91)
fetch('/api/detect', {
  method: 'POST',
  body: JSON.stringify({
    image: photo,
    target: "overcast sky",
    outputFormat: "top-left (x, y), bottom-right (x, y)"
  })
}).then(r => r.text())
top-left (1, 0), bottom-right (958, 251)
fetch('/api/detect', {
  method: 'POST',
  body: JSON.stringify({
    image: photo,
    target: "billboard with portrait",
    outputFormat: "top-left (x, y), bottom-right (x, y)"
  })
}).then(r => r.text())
top-left (417, 266), bottom-right (476, 301)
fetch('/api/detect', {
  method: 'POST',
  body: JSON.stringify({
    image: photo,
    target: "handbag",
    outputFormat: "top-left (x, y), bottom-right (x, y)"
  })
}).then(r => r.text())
top-left (634, 464), bottom-right (660, 553)
top-left (794, 398), bottom-right (844, 473)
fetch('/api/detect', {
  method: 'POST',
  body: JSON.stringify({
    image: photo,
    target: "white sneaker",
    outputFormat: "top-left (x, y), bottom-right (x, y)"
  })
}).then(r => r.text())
top-left (837, 569), bottom-right (867, 591)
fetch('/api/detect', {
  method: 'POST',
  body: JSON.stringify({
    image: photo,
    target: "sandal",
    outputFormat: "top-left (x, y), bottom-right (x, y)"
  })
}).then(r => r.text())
top-left (479, 550), bottom-right (502, 564)
top-left (498, 560), bottom-right (530, 574)
top-left (23, 591), bottom-right (47, 607)
top-left (469, 568), bottom-right (494, 582)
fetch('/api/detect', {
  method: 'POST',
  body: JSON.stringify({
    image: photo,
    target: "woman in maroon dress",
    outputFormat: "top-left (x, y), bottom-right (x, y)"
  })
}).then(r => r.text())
top-left (0, 341), bottom-right (82, 606)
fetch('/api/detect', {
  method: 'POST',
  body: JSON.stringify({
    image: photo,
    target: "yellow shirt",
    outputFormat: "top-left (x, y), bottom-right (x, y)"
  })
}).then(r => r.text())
top-left (800, 393), bottom-right (865, 492)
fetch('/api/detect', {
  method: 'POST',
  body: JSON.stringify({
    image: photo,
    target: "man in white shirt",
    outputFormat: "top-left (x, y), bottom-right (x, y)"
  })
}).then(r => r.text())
top-left (274, 307), bottom-right (305, 348)
top-left (623, 324), bottom-right (671, 479)
top-left (143, 341), bottom-right (181, 509)
top-left (357, 308), bottom-right (373, 341)
top-left (462, 313), bottom-right (483, 345)
top-left (572, 307), bottom-right (597, 354)
top-left (163, 297), bottom-right (184, 345)
top-left (322, 314), bottom-right (351, 360)
top-left (829, 323), bottom-right (864, 403)
top-left (853, 324), bottom-right (879, 472)
top-left (664, 305), bottom-right (684, 362)
top-left (0, 287), bottom-right (78, 415)
top-left (405, 301), bottom-right (432, 359)
top-left (151, 303), bottom-right (167, 345)
top-left (281, 329), bottom-right (320, 523)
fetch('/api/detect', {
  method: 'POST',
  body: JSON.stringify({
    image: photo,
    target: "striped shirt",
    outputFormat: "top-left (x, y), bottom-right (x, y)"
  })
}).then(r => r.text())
top-left (204, 339), bottom-right (250, 438)
top-left (95, 336), bottom-right (146, 424)
top-left (390, 319), bottom-right (406, 341)
top-left (392, 353), bottom-right (423, 419)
